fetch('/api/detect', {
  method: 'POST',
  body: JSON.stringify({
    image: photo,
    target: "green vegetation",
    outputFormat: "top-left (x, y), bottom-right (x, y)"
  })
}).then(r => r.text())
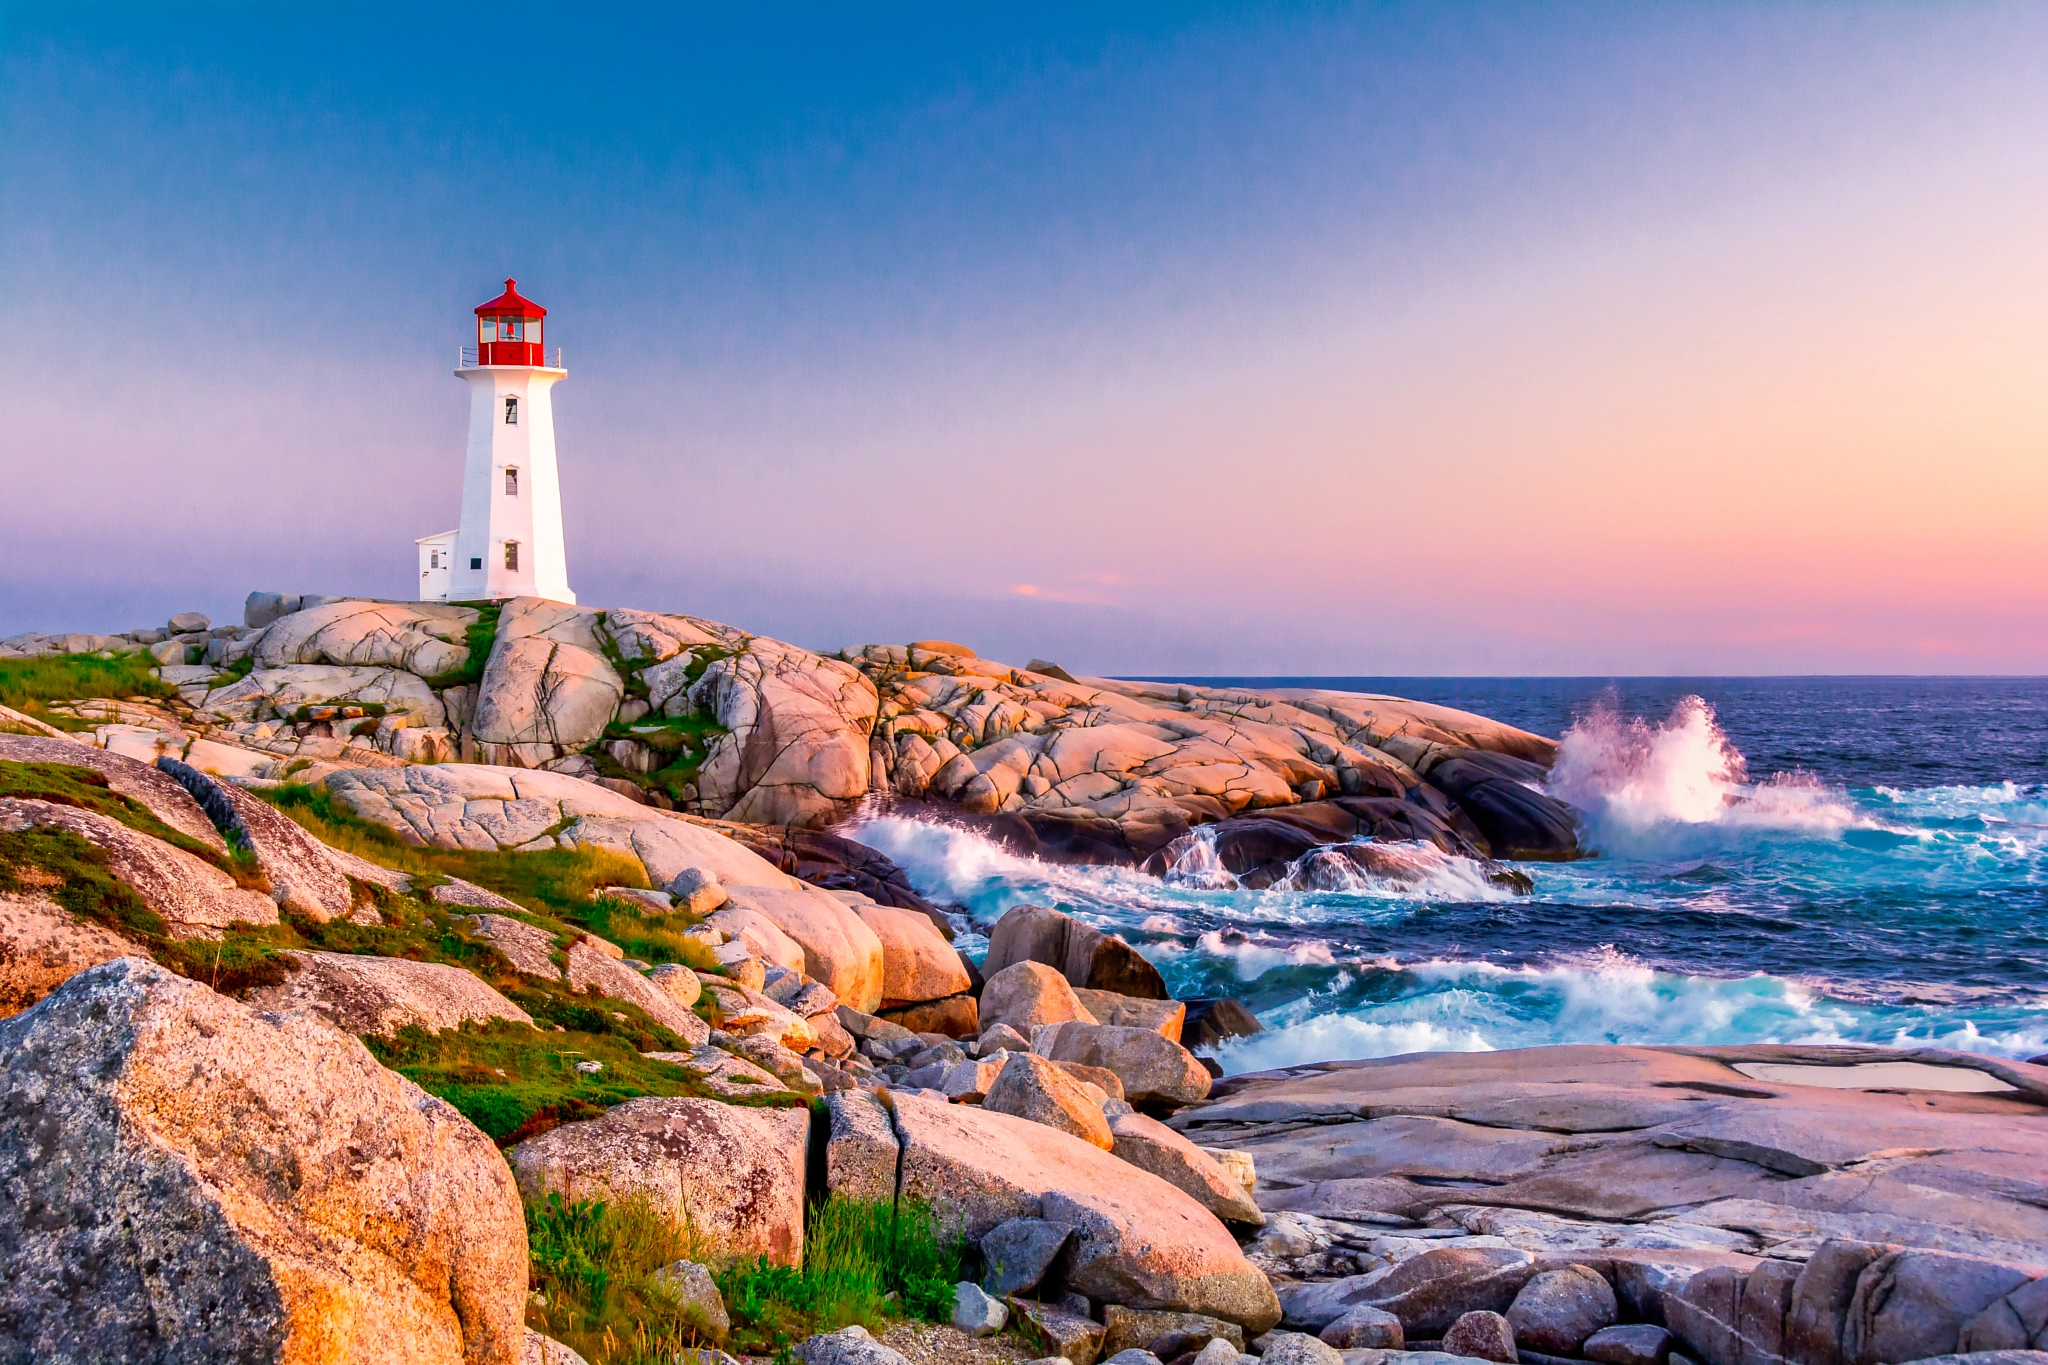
top-left (717, 1195), bottom-right (964, 1353)
top-left (0, 760), bottom-right (240, 872)
top-left (526, 1192), bottom-right (965, 1365)
top-left (425, 601), bottom-right (503, 688)
top-left (527, 1192), bottom-right (722, 1365)
top-left (366, 1018), bottom-right (765, 1144)
top-left (0, 651), bottom-right (173, 730)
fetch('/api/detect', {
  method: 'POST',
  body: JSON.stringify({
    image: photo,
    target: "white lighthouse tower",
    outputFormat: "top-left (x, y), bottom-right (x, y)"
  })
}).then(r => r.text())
top-left (417, 279), bottom-right (575, 604)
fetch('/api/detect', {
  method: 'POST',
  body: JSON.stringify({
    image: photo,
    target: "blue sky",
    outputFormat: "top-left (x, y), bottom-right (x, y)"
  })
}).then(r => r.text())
top-left (4, 4), bottom-right (2044, 672)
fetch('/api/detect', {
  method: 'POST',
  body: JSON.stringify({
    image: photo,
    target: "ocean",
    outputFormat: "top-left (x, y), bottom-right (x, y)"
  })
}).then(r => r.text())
top-left (850, 677), bottom-right (2048, 1071)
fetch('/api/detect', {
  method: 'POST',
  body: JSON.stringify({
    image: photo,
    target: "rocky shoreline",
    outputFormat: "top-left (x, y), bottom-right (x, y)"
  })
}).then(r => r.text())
top-left (0, 594), bottom-right (2042, 1365)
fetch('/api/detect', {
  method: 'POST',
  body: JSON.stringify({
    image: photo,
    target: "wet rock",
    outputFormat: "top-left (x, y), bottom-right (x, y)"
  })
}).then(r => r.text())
top-left (1179, 998), bottom-right (1264, 1051)
top-left (1011, 1298), bottom-right (1109, 1365)
top-left (980, 1216), bottom-right (1074, 1296)
top-left (984, 903), bottom-right (1169, 1000)
top-left (983, 960), bottom-right (1098, 1034)
top-left (1442, 1310), bottom-right (1517, 1364)
top-left (1073, 988), bottom-right (1186, 1041)
top-left (509, 1097), bottom-right (809, 1266)
top-left (1101, 1306), bottom-right (1245, 1359)
top-left (954, 1282), bottom-right (1010, 1336)
top-left (0, 959), bottom-right (526, 1364)
top-left (1317, 1305), bottom-right (1403, 1350)
top-left (985, 1051), bottom-right (1115, 1149)
top-left (1507, 1264), bottom-right (1618, 1354)
top-left (1036, 1022), bottom-right (1211, 1109)
top-left (244, 951), bottom-right (532, 1037)
top-left (1584, 1324), bottom-right (1675, 1365)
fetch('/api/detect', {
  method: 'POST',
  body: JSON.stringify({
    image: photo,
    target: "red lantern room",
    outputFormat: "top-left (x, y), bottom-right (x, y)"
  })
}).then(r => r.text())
top-left (474, 278), bottom-right (547, 367)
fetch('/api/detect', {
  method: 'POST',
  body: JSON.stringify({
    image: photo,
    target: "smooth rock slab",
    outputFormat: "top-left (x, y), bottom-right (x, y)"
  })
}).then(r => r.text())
top-left (245, 951), bottom-right (533, 1038)
top-left (508, 1097), bottom-right (809, 1267)
top-left (1109, 1111), bottom-right (1262, 1225)
top-left (0, 958), bottom-right (527, 1365)
top-left (795, 1325), bottom-right (914, 1365)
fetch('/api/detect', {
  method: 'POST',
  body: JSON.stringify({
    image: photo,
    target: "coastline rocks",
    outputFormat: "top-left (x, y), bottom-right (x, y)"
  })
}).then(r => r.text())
top-left (795, 1325), bottom-right (914, 1365)
top-left (851, 898), bottom-right (972, 1004)
top-left (1506, 1264), bottom-right (1618, 1354)
top-left (823, 1089), bottom-right (900, 1204)
top-left (687, 636), bottom-right (879, 829)
top-left (982, 960), bottom-right (1097, 1034)
top-left (1317, 1306), bottom-right (1404, 1350)
top-left (1965, 1276), bottom-right (2048, 1350)
top-left (1010, 1298), bottom-right (1109, 1365)
top-left (1256, 1331), bottom-right (1343, 1365)
top-left (507, 1097), bottom-right (809, 1267)
top-left (1442, 1310), bottom-right (1518, 1364)
top-left (1107, 1111), bottom-right (1263, 1225)
top-left (1101, 1306), bottom-right (1245, 1359)
top-left (565, 938), bottom-right (712, 1045)
top-left (891, 1093), bottom-right (1280, 1329)
top-left (0, 958), bottom-right (527, 1364)
top-left (1277, 1247), bottom-right (1538, 1337)
top-left (953, 1282), bottom-right (1010, 1336)
top-left (720, 884), bottom-right (885, 1013)
top-left (1036, 1022), bottom-right (1212, 1109)
top-left (1582, 1324), bottom-right (1674, 1365)
top-left (984, 1051), bottom-right (1115, 1149)
top-left (164, 763), bottom-right (355, 921)
top-left (0, 891), bottom-right (138, 1016)
top-left (469, 599), bottom-right (624, 768)
top-left (1074, 988), bottom-right (1186, 1041)
top-left (244, 951), bottom-right (533, 1037)
top-left (251, 598), bottom-right (476, 678)
top-left (324, 763), bottom-right (650, 851)
top-left (985, 903), bottom-right (1169, 1000)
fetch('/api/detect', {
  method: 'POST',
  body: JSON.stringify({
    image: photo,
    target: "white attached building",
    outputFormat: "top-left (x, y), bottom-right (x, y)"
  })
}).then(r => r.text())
top-left (418, 278), bottom-right (575, 604)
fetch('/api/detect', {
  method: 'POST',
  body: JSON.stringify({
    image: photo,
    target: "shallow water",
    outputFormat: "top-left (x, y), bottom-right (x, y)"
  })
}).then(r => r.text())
top-left (850, 678), bottom-right (2048, 1072)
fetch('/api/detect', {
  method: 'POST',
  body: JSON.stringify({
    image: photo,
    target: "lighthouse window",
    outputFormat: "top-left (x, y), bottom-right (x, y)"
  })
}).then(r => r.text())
top-left (470, 557), bottom-right (482, 570)
top-left (504, 467), bottom-right (519, 496)
top-left (430, 551), bottom-right (441, 569)
top-left (504, 541), bottom-right (520, 571)
top-left (504, 396), bottom-right (518, 425)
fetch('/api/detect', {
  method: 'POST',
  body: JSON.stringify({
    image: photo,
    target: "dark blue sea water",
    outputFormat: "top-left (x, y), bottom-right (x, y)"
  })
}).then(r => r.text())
top-left (855, 678), bottom-right (2048, 1069)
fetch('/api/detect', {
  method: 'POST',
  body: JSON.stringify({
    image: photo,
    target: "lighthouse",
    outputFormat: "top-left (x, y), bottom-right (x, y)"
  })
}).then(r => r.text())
top-left (417, 279), bottom-right (575, 604)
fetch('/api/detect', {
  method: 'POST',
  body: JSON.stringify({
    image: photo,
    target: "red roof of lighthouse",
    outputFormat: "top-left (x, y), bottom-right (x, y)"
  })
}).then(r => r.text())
top-left (474, 278), bottom-right (546, 318)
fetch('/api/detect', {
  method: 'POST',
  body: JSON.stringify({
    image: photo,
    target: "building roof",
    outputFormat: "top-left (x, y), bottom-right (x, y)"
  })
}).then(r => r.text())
top-left (474, 278), bottom-right (546, 318)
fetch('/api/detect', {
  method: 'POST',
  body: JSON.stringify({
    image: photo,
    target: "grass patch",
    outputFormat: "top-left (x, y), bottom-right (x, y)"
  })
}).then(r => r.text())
top-left (527, 1192), bottom-right (726, 1365)
top-left (0, 760), bottom-right (233, 868)
top-left (578, 895), bottom-right (720, 972)
top-left (717, 1195), bottom-right (964, 1354)
top-left (525, 1192), bottom-right (966, 1365)
top-left (424, 602), bottom-right (502, 689)
top-left (0, 651), bottom-right (173, 730)
top-left (364, 1018), bottom-right (772, 1144)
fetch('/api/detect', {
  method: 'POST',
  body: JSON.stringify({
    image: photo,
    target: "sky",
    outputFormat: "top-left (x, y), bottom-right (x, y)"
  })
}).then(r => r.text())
top-left (3, 3), bottom-right (2044, 675)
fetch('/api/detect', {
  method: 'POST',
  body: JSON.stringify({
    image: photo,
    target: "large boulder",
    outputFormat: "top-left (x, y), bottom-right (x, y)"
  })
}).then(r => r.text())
top-left (1036, 1022), bottom-right (1212, 1109)
top-left (688, 637), bottom-right (879, 828)
top-left (1276, 1247), bottom-right (1539, 1337)
top-left (984, 903), bottom-right (1168, 1000)
top-left (981, 960), bottom-right (1097, 1034)
top-left (1108, 1111), bottom-right (1263, 1225)
top-left (1964, 1276), bottom-right (2048, 1350)
top-left (564, 939), bottom-right (712, 1046)
top-left (721, 884), bottom-right (885, 1013)
top-left (1507, 1265), bottom-right (1618, 1354)
top-left (245, 952), bottom-right (533, 1037)
top-left (469, 599), bottom-right (625, 767)
top-left (1842, 1249), bottom-right (2038, 1365)
top-left (823, 1088), bottom-right (900, 1204)
top-left (199, 663), bottom-right (447, 727)
top-left (848, 898), bottom-right (971, 1005)
top-left (508, 1097), bottom-right (810, 1267)
top-left (984, 1051), bottom-right (1114, 1149)
top-left (252, 598), bottom-right (477, 678)
top-left (0, 958), bottom-right (527, 1364)
top-left (1074, 988), bottom-right (1186, 1041)
top-left (890, 1093), bottom-right (1280, 1330)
